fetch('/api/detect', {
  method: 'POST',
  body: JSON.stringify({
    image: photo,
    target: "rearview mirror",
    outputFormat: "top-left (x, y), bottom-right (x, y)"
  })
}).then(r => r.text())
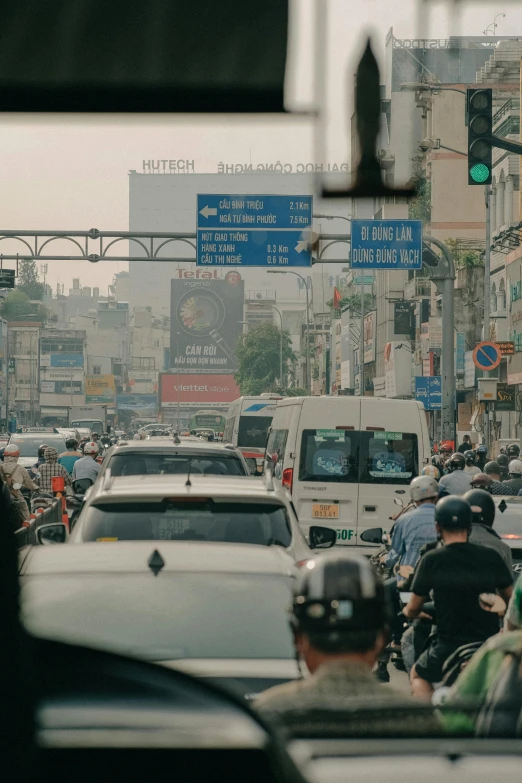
top-left (309, 526), bottom-right (337, 549)
top-left (393, 497), bottom-right (404, 507)
top-left (37, 523), bottom-right (68, 545)
top-left (359, 527), bottom-right (384, 545)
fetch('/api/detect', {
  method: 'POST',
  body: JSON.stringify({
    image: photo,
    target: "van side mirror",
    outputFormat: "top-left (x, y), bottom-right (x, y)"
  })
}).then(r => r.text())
top-left (309, 526), bottom-right (337, 549)
top-left (37, 523), bottom-right (68, 545)
top-left (359, 527), bottom-right (384, 545)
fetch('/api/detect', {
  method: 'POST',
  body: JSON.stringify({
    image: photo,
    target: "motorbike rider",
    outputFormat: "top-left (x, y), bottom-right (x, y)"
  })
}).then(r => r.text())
top-left (58, 438), bottom-right (82, 474)
top-left (2, 443), bottom-right (39, 522)
top-left (464, 488), bottom-right (513, 570)
top-left (37, 446), bottom-right (72, 493)
top-left (507, 443), bottom-right (521, 460)
top-left (463, 451), bottom-right (481, 478)
top-left (475, 444), bottom-right (488, 471)
top-left (457, 434), bottom-right (473, 454)
top-left (28, 443), bottom-right (47, 481)
top-left (422, 464), bottom-right (440, 480)
top-left (255, 551), bottom-right (430, 733)
top-left (469, 472), bottom-right (492, 490)
top-left (405, 496), bottom-right (513, 701)
top-left (72, 441), bottom-right (101, 483)
top-left (501, 458), bottom-right (522, 494)
top-left (439, 453), bottom-right (472, 495)
top-left (483, 460), bottom-right (513, 495)
top-left (497, 453), bottom-right (510, 480)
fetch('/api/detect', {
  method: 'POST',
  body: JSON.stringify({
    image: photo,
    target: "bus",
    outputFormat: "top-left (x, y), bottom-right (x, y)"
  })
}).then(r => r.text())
top-left (223, 395), bottom-right (283, 472)
top-left (189, 410), bottom-right (226, 439)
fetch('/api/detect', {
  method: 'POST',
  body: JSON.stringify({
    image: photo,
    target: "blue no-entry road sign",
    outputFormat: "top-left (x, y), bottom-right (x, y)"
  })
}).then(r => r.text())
top-left (415, 376), bottom-right (442, 411)
top-left (196, 194), bottom-right (313, 267)
top-left (472, 341), bottom-right (502, 371)
top-left (351, 219), bottom-right (423, 270)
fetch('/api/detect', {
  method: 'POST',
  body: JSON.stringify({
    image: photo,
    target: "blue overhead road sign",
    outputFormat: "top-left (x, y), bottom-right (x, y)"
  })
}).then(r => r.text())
top-left (196, 194), bottom-right (313, 267)
top-left (351, 219), bottom-right (423, 270)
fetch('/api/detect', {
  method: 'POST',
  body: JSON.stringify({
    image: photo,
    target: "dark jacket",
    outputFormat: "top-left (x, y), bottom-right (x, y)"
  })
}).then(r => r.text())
top-left (469, 522), bottom-right (513, 570)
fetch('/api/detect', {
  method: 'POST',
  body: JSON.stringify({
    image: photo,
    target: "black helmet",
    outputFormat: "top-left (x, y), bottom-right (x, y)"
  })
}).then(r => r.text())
top-left (37, 444), bottom-right (48, 459)
top-left (476, 444), bottom-right (487, 456)
top-left (291, 552), bottom-right (390, 648)
top-left (463, 489), bottom-right (495, 527)
top-left (65, 438), bottom-right (77, 450)
top-left (484, 460), bottom-right (501, 476)
top-left (448, 453), bottom-right (466, 472)
top-left (497, 454), bottom-right (509, 468)
top-left (435, 496), bottom-right (472, 531)
top-left (507, 443), bottom-right (520, 457)
top-left (463, 450), bottom-right (476, 465)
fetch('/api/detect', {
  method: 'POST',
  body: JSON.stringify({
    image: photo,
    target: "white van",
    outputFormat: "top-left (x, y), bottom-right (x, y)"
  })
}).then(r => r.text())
top-left (265, 396), bottom-right (430, 546)
top-left (223, 394), bottom-right (283, 472)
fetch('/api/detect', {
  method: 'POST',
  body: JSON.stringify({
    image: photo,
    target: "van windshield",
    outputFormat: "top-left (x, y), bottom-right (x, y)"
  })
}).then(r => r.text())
top-left (237, 416), bottom-right (272, 449)
top-left (298, 430), bottom-right (418, 485)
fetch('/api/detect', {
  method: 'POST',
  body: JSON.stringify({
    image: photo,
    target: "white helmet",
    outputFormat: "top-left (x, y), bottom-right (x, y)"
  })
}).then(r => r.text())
top-left (133, 433), bottom-right (141, 440)
top-left (508, 459), bottom-right (522, 476)
top-left (409, 475), bottom-right (439, 502)
top-left (422, 464), bottom-right (440, 480)
top-left (83, 441), bottom-right (99, 455)
top-left (4, 443), bottom-right (20, 457)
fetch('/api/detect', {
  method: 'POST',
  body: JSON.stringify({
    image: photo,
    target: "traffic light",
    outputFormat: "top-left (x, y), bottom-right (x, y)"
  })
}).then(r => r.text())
top-left (467, 89), bottom-right (492, 185)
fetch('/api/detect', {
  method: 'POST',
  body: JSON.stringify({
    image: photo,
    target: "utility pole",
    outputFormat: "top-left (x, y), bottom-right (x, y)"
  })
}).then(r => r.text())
top-left (359, 279), bottom-right (365, 396)
top-left (483, 186), bottom-right (491, 451)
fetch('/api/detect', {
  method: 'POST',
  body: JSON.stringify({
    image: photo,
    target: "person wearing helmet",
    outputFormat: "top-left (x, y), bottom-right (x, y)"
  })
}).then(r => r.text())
top-left (422, 464), bottom-right (440, 480)
top-left (2, 443), bottom-right (39, 521)
top-left (58, 439), bottom-right (82, 474)
top-left (256, 551), bottom-right (422, 726)
top-left (484, 460), bottom-right (513, 495)
top-left (439, 453), bottom-right (471, 495)
top-left (463, 451), bottom-right (480, 478)
top-left (72, 441), bottom-right (101, 483)
top-left (405, 496), bottom-right (513, 700)
top-left (497, 453), bottom-right (510, 481)
top-left (501, 458), bottom-right (522, 495)
top-left (475, 444), bottom-right (488, 471)
top-left (469, 472), bottom-right (492, 490)
top-left (457, 434), bottom-right (473, 454)
top-left (464, 488), bottom-right (513, 570)
top-left (37, 446), bottom-right (72, 493)
top-left (507, 443), bottom-right (520, 460)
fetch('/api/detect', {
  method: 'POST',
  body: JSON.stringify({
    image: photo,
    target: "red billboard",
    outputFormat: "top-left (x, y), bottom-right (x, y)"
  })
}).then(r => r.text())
top-left (159, 373), bottom-right (240, 408)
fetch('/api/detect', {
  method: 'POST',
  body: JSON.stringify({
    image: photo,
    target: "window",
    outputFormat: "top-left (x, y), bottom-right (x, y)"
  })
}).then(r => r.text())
top-left (131, 356), bottom-right (155, 369)
top-left (108, 452), bottom-right (246, 477)
top-left (266, 428), bottom-right (288, 478)
top-left (92, 365), bottom-right (101, 375)
top-left (237, 416), bottom-right (273, 449)
top-left (299, 429), bottom-right (358, 483)
top-left (359, 432), bottom-right (418, 484)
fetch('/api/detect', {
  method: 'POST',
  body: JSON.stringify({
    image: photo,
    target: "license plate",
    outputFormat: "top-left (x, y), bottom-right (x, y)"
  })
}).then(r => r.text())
top-left (312, 503), bottom-right (339, 519)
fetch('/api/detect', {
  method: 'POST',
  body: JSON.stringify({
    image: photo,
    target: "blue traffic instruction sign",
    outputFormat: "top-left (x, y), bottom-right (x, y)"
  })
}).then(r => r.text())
top-left (415, 376), bottom-right (442, 411)
top-left (351, 219), bottom-right (423, 270)
top-left (196, 194), bottom-right (313, 267)
top-left (472, 341), bottom-right (502, 371)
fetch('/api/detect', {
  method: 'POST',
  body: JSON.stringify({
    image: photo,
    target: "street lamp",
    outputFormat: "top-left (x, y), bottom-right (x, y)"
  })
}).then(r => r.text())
top-left (267, 270), bottom-right (311, 391)
top-left (250, 304), bottom-right (284, 385)
top-left (399, 82), bottom-right (467, 96)
top-left (313, 213), bottom-right (353, 223)
top-left (484, 13), bottom-right (506, 35)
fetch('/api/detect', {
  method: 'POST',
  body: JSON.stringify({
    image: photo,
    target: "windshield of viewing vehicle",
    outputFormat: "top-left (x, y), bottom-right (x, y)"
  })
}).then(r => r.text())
top-left (108, 452), bottom-right (246, 476)
top-left (82, 501), bottom-right (292, 546)
top-left (237, 417), bottom-right (273, 449)
top-left (21, 573), bottom-right (295, 661)
top-left (10, 436), bottom-right (66, 457)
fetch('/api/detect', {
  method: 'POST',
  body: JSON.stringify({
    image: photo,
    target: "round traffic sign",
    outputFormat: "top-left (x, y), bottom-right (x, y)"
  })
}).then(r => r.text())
top-left (472, 341), bottom-right (501, 371)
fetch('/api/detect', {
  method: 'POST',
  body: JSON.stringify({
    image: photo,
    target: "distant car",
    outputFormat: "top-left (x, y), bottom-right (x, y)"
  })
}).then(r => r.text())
top-left (76, 427), bottom-right (92, 442)
top-left (8, 431), bottom-right (67, 468)
top-left (493, 496), bottom-right (522, 574)
top-left (19, 541), bottom-right (300, 700)
top-left (56, 428), bottom-right (81, 443)
top-left (68, 473), bottom-right (337, 561)
top-left (137, 423), bottom-right (170, 435)
top-left (97, 438), bottom-right (253, 480)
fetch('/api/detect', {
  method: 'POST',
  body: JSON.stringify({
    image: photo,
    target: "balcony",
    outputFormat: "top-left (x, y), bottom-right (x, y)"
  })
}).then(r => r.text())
top-left (403, 277), bottom-right (432, 300)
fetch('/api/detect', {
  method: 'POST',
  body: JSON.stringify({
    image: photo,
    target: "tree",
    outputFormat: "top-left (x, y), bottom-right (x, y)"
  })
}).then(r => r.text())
top-left (326, 288), bottom-right (374, 315)
top-left (408, 155), bottom-right (432, 226)
top-left (0, 289), bottom-right (48, 322)
top-left (235, 322), bottom-right (296, 396)
top-left (17, 260), bottom-right (46, 301)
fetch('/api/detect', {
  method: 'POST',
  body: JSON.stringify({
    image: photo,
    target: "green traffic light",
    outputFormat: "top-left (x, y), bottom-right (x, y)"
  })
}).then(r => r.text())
top-left (470, 163), bottom-right (490, 183)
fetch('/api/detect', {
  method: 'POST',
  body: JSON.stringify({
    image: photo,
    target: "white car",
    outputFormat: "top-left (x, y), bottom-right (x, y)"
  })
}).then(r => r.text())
top-left (68, 473), bottom-right (337, 562)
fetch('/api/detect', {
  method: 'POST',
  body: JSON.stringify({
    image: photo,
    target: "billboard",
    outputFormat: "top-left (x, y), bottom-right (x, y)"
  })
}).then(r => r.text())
top-left (363, 311), bottom-right (376, 363)
top-left (170, 271), bottom-right (244, 374)
top-left (116, 393), bottom-right (157, 414)
top-left (86, 375), bottom-right (116, 404)
top-left (40, 352), bottom-right (84, 368)
top-left (159, 373), bottom-right (240, 408)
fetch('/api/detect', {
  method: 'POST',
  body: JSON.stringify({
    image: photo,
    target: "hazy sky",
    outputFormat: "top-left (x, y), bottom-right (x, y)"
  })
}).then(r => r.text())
top-left (0, 0), bottom-right (520, 294)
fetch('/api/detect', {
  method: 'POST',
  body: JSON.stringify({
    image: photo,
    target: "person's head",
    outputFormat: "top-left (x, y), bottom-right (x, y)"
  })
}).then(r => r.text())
top-left (463, 488), bottom-right (495, 528)
top-left (83, 441), bottom-right (99, 458)
top-left (44, 447), bottom-right (58, 463)
top-left (65, 438), bottom-right (78, 451)
top-left (37, 444), bottom-right (48, 460)
top-left (476, 444), bottom-right (488, 461)
top-left (508, 459), bottom-right (522, 479)
top-left (440, 443), bottom-right (452, 455)
top-left (470, 472), bottom-right (492, 491)
top-left (497, 454), bottom-right (509, 473)
top-left (434, 495), bottom-right (472, 542)
top-left (462, 435), bottom-right (471, 444)
top-left (484, 460), bottom-right (501, 482)
top-left (4, 443), bottom-right (20, 461)
top-left (91, 432), bottom-right (99, 441)
top-left (409, 475), bottom-right (439, 505)
top-left (447, 452), bottom-right (466, 472)
top-left (507, 443), bottom-right (520, 459)
top-left (463, 450), bottom-right (476, 466)
top-left (290, 552), bottom-right (390, 673)
top-left (422, 464), bottom-right (440, 481)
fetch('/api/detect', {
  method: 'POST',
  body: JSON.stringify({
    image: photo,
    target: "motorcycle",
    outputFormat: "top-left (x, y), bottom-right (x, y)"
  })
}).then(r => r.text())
top-left (66, 477), bottom-right (93, 530)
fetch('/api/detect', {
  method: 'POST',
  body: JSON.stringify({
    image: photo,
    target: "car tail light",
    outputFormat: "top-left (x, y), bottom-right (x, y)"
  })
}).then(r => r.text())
top-left (502, 534), bottom-right (522, 540)
top-left (282, 468), bottom-right (293, 492)
top-left (297, 559), bottom-right (310, 568)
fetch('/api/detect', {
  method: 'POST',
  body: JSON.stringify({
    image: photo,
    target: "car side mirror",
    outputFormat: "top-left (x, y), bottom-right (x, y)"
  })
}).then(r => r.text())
top-left (359, 527), bottom-right (384, 545)
top-left (37, 523), bottom-right (68, 545)
top-left (245, 458), bottom-right (258, 475)
top-left (309, 526), bottom-right (337, 549)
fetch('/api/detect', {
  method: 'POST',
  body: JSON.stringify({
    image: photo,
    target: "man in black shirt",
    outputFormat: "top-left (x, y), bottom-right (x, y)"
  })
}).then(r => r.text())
top-left (457, 434), bottom-right (472, 454)
top-left (404, 495), bottom-right (513, 701)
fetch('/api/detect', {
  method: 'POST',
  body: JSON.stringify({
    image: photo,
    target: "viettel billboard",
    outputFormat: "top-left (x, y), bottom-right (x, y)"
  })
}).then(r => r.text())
top-left (170, 270), bottom-right (244, 374)
top-left (159, 373), bottom-right (240, 408)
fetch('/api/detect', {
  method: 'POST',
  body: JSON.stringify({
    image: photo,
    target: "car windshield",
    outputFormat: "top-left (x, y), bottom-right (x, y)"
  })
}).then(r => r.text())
top-left (81, 501), bottom-right (292, 547)
top-left (108, 452), bottom-right (245, 476)
top-left (21, 573), bottom-right (295, 661)
top-left (10, 436), bottom-right (66, 457)
top-left (237, 417), bottom-right (273, 449)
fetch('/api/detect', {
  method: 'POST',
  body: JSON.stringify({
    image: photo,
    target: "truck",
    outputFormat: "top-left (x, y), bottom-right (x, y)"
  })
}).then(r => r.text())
top-left (68, 405), bottom-right (108, 437)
